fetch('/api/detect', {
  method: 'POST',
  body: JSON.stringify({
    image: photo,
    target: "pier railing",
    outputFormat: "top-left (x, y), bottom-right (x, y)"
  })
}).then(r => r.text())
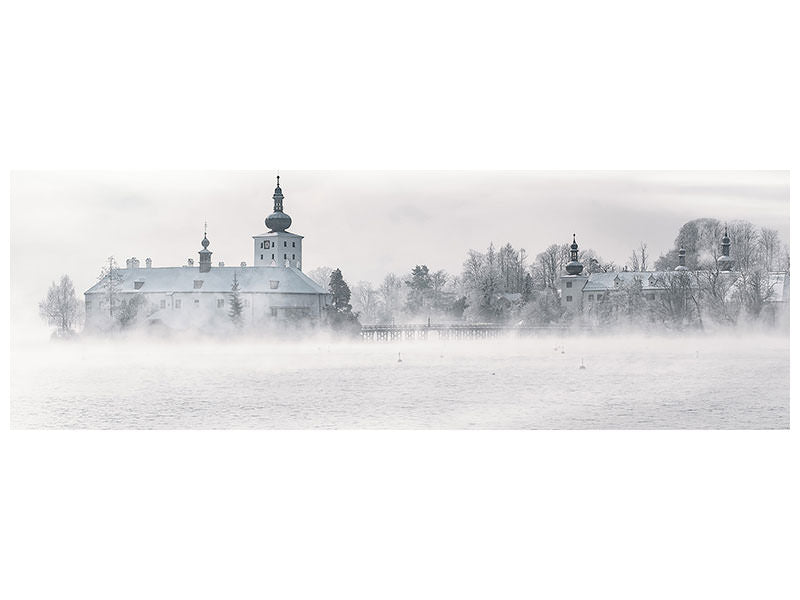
top-left (360, 324), bottom-right (572, 341)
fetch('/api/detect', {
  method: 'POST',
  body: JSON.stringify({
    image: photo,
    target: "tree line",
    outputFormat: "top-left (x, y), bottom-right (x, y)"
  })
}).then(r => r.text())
top-left (39, 217), bottom-right (789, 337)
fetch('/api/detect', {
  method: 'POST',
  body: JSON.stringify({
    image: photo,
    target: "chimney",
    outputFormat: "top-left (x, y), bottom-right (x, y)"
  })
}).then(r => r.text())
top-left (146, 258), bottom-right (152, 269)
top-left (240, 261), bottom-right (247, 268)
top-left (188, 258), bottom-right (194, 267)
top-left (218, 261), bottom-right (225, 267)
top-left (126, 258), bottom-right (132, 269)
top-left (131, 257), bottom-right (140, 269)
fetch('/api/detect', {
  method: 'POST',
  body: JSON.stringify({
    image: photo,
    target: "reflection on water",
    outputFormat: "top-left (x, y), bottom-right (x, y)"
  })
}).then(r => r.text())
top-left (10, 334), bottom-right (790, 429)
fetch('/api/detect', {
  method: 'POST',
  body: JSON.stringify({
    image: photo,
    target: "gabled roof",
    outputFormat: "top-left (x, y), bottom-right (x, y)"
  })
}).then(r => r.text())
top-left (85, 266), bottom-right (328, 295)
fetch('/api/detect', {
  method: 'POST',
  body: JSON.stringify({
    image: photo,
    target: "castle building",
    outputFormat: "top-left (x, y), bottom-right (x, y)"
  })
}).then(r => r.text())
top-left (560, 232), bottom-right (789, 315)
top-left (84, 176), bottom-right (331, 331)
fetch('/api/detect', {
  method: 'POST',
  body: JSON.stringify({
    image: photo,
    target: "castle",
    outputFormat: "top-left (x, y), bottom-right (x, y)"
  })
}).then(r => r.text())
top-left (84, 176), bottom-right (331, 330)
top-left (559, 230), bottom-right (789, 318)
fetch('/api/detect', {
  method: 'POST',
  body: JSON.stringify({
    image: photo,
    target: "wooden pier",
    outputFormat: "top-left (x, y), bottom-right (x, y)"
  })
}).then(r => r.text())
top-left (360, 324), bottom-right (568, 341)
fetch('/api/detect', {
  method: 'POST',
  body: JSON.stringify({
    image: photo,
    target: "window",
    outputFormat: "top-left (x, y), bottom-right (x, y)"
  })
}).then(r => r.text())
top-left (194, 299), bottom-right (200, 307)
top-left (292, 254), bottom-right (295, 259)
top-left (566, 295), bottom-right (573, 302)
top-left (597, 294), bottom-right (603, 301)
top-left (284, 253), bottom-right (287, 259)
top-left (588, 294), bottom-right (594, 301)
top-left (217, 299), bottom-right (225, 308)
top-left (269, 280), bottom-right (279, 289)
top-left (292, 242), bottom-right (296, 247)
top-left (261, 254), bottom-right (263, 260)
top-left (271, 241), bottom-right (275, 248)
top-left (175, 299), bottom-right (182, 309)
top-left (270, 307), bottom-right (278, 317)
top-left (566, 281), bottom-right (572, 288)
top-left (284, 241), bottom-right (287, 247)
top-left (193, 280), bottom-right (203, 289)
top-left (271, 253), bottom-right (275, 259)
top-left (647, 293), bottom-right (656, 301)
top-left (244, 299), bottom-right (250, 307)
top-left (160, 299), bottom-right (166, 309)
top-left (134, 281), bottom-right (144, 289)
top-left (86, 300), bottom-right (92, 311)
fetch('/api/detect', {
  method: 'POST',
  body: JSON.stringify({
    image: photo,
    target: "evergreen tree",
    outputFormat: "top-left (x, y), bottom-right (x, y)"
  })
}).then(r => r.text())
top-left (405, 265), bottom-right (432, 312)
top-left (228, 272), bottom-right (244, 327)
top-left (329, 268), bottom-right (353, 312)
top-left (326, 268), bottom-right (361, 334)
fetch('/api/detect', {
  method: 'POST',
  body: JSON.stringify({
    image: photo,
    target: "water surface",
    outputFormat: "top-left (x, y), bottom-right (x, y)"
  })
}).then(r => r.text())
top-left (10, 334), bottom-right (790, 429)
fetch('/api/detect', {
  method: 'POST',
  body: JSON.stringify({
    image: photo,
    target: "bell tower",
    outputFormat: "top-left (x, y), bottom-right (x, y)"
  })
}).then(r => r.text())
top-left (253, 175), bottom-right (304, 269)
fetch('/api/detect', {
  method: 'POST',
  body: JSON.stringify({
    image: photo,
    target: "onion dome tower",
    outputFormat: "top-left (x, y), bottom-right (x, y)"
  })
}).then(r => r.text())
top-left (674, 247), bottom-right (689, 271)
top-left (265, 175), bottom-right (292, 232)
top-left (199, 223), bottom-right (212, 273)
top-left (718, 226), bottom-right (735, 272)
top-left (565, 234), bottom-right (584, 275)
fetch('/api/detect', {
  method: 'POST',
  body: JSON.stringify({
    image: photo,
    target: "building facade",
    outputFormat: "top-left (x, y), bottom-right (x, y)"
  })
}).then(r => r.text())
top-left (84, 176), bottom-right (331, 331)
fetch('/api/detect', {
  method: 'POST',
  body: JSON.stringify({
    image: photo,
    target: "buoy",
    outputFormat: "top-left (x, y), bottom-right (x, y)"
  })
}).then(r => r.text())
top-left (397, 352), bottom-right (403, 363)
top-left (579, 359), bottom-right (586, 370)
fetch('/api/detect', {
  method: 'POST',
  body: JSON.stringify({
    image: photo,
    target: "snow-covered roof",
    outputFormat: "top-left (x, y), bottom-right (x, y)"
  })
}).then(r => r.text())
top-left (581, 269), bottom-right (789, 302)
top-left (252, 231), bottom-right (304, 238)
top-left (582, 271), bottom-right (674, 292)
top-left (84, 266), bottom-right (328, 295)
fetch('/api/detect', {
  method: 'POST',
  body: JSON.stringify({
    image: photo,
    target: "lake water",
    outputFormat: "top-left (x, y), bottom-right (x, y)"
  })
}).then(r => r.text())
top-left (10, 333), bottom-right (790, 429)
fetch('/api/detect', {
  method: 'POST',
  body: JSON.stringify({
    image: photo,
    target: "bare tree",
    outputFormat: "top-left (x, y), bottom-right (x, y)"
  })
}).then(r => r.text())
top-left (39, 275), bottom-right (80, 336)
top-left (352, 281), bottom-right (380, 324)
top-left (758, 227), bottom-right (780, 272)
top-left (377, 273), bottom-right (404, 322)
top-left (306, 265), bottom-right (334, 290)
top-left (97, 256), bottom-right (124, 320)
top-left (639, 242), bottom-right (649, 271)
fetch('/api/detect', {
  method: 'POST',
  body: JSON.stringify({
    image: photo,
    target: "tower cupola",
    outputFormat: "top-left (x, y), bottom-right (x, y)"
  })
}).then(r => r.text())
top-left (565, 234), bottom-right (584, 275)
top-left (265, 175), bottom-right (292, 232)
top-left (718, 226), bottom-right (735, 272)
top-left (199, 224), bottom-right (212, 273)
top-left (675, 247), bottom-right (689, 271)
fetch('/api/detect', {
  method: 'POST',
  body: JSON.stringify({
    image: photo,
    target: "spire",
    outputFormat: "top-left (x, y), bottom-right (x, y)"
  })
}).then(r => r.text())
top-left (721, 224), bottom-right (731, 256)
top-left (718, 224), bottom-right (735, 271)
top-left (273, 174), bottom-right (284, 212)
top-left (566, 233), bottom-right (584, 275)
top-left (265, 172), bottom-right (292, 232)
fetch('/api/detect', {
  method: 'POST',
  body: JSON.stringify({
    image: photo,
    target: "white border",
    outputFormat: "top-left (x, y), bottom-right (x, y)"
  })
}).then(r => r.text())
top-left (2, 1), bottom-right (797, 599)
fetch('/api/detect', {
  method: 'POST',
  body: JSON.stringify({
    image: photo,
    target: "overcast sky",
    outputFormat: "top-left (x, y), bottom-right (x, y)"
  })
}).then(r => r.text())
top-left (11, 170), bottom-right (789, 331)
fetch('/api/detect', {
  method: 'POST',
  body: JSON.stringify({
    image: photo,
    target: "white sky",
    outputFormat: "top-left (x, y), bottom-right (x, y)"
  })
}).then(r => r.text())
top-left (11, 170), bottom-right (789, 329)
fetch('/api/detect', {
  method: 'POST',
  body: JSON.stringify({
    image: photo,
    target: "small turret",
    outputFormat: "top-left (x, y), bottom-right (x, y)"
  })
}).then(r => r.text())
top-left (265, 175), bottom-right (293, 232)
top-left (565, 234), bottom-right (584, 275)
top-left (718, 226), bottom-right (735, 272)
top-left (675, 247), bottom-right (689, 271)
top-left (199, 224), bottom-right (212, 273)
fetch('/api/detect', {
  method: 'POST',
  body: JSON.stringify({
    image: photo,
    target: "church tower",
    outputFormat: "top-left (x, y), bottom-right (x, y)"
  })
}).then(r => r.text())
top-left (717, 226), bottom-right (735, 272)
top-left (561, 234), bottom-right (589, 312)
top-left (253, 175), bottom-right (304, 269)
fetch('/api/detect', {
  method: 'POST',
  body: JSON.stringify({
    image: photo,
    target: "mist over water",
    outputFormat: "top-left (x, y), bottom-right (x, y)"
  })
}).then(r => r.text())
top-left (11, 332), bottom-right (789, 429)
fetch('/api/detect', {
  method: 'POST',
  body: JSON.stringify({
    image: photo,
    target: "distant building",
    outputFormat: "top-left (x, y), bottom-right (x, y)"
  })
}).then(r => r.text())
top-left (84, 176), bottom-right (331, 331)
top-left (560, 230), bottom-right (789, 320)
